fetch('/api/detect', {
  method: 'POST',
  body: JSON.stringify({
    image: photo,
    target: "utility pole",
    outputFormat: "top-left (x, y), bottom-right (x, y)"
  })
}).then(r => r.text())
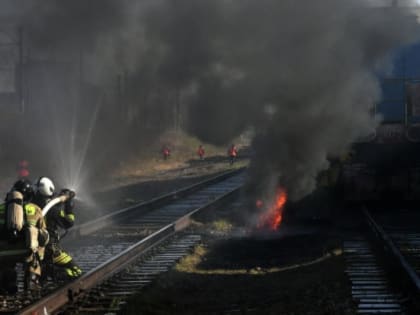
top-left (174, 87), bottom-right (181, 135)
top-left (79, 48), bottom-right (83, 107)
top-left (18, 26), bottom-right (24, 114)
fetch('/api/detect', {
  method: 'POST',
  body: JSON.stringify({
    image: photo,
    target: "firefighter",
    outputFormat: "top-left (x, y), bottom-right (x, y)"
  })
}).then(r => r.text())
top-left (228, 144), bottom-right (238, 165)
top-left (32, 177), bottom-right (82, 281)
top-left (0, 179), bottom-right (49, 293)
top-left (197, 145), bottom-right (205, 160)
top-left (162, 146), bottom-right (171, 160)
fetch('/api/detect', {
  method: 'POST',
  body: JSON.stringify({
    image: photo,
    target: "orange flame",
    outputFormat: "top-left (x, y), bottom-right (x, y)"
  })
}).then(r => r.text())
top-left (257, 188), bottom-right (287, 230)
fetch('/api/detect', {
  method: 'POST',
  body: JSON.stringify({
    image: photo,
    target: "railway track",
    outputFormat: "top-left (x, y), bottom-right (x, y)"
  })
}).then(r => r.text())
top-left (58, 233), bottom-right (202, 314)
top-left (0, 168), bottom-right (246, 314)
top-left (366, 210), bottom-right (420, 297)
top-left (344, 209), bottom-right (420, 315)
top-left (344, 236), bottom-right (405, 314)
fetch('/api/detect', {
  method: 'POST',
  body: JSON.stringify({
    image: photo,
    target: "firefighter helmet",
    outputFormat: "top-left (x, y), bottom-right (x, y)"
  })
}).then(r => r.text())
top-left (12, 179), bottom-right (34, 201)
top-left (36, 176), bottom-right (55, 197)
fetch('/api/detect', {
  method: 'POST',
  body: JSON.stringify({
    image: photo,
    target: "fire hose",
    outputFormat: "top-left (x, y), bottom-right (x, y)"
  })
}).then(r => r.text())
top-left (41, 195), bottom-right (68, 216)
top-left (41, 190), bottom-right (75, 216)
top-left (41, 193), bottom-right (73, 240)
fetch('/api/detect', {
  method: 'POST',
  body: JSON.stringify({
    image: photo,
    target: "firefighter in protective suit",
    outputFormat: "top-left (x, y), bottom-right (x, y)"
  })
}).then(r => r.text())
top-left (32, 177), bottom-right (82, 281)
top-left (0, 179), bottom-right (49, 293)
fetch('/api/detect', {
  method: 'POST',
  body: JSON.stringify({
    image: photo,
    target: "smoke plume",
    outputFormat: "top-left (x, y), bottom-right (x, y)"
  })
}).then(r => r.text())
top-left (0, 0), bottom-right (418, 203)
top-left (182, 1), bottom-right (420, 200)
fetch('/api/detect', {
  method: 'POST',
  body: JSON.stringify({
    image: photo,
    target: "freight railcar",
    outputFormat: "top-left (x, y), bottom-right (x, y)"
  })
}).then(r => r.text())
top-left (341, 41), bottom-right (420, 204)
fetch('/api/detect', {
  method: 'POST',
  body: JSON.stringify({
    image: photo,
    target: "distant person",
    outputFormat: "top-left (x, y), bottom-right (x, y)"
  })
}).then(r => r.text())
top-left (18, 160), bottom-right (29, 178)
top-left (162, 146), bottom-right (171, 160)
top-left (228, 144), bottom-right (238, 165)
top-left (197, 145), bottom-right (205, 160)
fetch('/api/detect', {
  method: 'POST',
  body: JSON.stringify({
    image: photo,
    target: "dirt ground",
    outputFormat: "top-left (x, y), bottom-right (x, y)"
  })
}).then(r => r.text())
top-left (123, 199), bottom-right (357, 315)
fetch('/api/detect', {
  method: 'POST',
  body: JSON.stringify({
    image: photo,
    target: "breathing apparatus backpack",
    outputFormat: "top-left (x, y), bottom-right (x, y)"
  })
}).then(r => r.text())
top-left (1, 190), bottom-right (26, 241)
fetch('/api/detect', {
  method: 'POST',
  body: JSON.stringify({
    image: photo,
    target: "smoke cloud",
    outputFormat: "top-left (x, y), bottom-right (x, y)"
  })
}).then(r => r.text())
top-left (0, 0), bottom-right (418, 203)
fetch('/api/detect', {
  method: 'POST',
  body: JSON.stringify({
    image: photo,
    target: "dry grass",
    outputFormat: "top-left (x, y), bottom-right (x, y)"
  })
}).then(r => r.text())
top-left (211, 219), bottom-right (233, 233)
top-left (103, 130), bottom-right (250, 191)
top-left (114, 131), bottom-right (232, 177)
top-left (175, 245), bottom-right (207, 273)
top-left (176, 240), bottom-right (343, 276)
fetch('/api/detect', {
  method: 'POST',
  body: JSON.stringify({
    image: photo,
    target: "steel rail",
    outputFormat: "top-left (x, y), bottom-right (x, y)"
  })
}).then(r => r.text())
top-left (364, 208), bottom-right (420, 292)
top-left (17, 172), bottom-right (242, 315)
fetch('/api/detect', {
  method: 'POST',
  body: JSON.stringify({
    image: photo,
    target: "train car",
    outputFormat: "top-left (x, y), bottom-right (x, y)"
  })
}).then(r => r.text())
top-left (341, 40), bottom-right (420, 204)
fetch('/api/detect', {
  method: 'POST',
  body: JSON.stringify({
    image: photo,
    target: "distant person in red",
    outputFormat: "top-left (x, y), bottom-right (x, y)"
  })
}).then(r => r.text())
top-left (228, 144), bottom-right (238, 165)
top-left (18, 160), bottom-right (29, 178)
top-left (162, 146), bottom-right (171, 160)
top-left (197, 145), bottom-right (205, 160)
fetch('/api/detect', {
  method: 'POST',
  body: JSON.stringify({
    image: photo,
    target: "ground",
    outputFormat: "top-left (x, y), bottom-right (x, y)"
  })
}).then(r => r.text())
top-left (67, 132), bottom-right (250, 223)
top-left (79, 156), bottom-right (249, 223)
top-left (3, 132), bottom-right (356, 314)
top-left (71, 134), bottom-right (355, 315)
top-left (122, 199), bottom-right (357, 315)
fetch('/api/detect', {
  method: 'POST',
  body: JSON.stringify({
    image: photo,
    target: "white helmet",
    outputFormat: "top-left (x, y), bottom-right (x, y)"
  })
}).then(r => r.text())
top-left (36, 176), bottom-right (55, 197)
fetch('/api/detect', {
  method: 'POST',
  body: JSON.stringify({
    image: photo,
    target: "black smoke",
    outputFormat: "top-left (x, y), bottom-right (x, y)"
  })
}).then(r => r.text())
top-left (0, 0), bottom-right (418, 204)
